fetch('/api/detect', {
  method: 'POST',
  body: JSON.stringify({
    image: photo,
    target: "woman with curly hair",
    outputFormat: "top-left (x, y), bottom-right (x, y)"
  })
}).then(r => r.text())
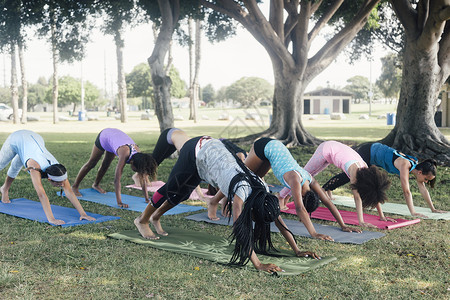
top-left (0, 130), bottom-right (95, 225)
top-left (280, 141), bottom-right (391, 228)
top-left (322, 142), bottom-right (446, 218)
top-left (72, 128), bottom-right (157, 208)
top-left (134, 137), bottom-right (319, 273)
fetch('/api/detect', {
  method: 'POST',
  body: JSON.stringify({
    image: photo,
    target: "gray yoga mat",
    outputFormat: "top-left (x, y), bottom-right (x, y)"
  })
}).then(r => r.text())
top-left (186, 211), bottom-right (385, 244)
top-left (332, 195), bottom-right (450, 220)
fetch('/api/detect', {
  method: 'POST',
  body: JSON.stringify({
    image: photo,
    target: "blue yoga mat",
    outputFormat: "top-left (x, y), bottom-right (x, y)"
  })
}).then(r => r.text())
top-left (186, 211), bottom-right (385, 244)
top-left (61, 188), bottom-right (205, 215)
top-left (0, 198), bottom-right (120, 227)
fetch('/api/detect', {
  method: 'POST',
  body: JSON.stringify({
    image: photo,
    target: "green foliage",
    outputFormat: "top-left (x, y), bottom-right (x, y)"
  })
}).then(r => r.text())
top-left (27, 77), bottom-right (49, 109)
top-left (343, 75), bottom-right (381, 103)
top-left (376, 53), bottom-right (402, 101)
top-left (201, 84), bottom-right (215, 103)
top-left (44, 76), bottom-right (103, 109)
top-left (225, 77), bottom-right (273, 107)
top-left (168, 66), bottom-right (187, 99)
top-left (126, 63), bottom-right (153, 99)
top-left (126, 63), bottom-right (187, 106)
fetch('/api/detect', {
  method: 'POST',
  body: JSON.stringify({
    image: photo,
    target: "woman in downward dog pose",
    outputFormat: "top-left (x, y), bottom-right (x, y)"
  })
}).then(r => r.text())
top-left (72, 128), bottom-right (157, 208)
top-left (238, 138), bottom-right (360, 242)
top-left (280, 140), bottom-right (391, 228)
top-left (134, 137), bottom-right (319, 273)
top-left (0, 130), bottom-right (95, 225)
top-left (322, 142), bottom-right (446, 218)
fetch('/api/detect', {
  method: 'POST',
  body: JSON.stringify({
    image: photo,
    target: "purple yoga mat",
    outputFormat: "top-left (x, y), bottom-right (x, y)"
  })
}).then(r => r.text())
top-left (283, 202), bottom-right (421, 230)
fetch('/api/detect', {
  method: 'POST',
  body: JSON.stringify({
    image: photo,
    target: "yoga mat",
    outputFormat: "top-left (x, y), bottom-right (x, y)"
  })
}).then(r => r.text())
top-left (282, 203), bottom-right (421, 230)
top-left (109, 227), bottom-right (337, 276)
top-left (268, 184), bottom-right (284, 194)
top-left (0, 198), bottom-right (120, 227)
top-left (60, 188), bottom-right (205, 215)
top-left (125, 182), bottom-right (213, 201)
top-left (185, 211), bottom-right (385, 244)
top-left (332, 195), bottom-right (450, 220)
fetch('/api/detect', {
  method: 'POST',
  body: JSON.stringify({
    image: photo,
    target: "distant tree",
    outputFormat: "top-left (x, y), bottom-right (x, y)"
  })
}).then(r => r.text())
top-left (126, 63), bottom-right (153, 99)
top-left (45, 76), bottom-right (101, 111)
top-left (202, 84), bottom-right (215, 103)
top-left (343, 76), bottom-right (371, 103)
top-left (376, 53), bottom-right (402, 103)
top-left (225, 77), bottom-right (273, 107)
top-left (168, 66), bottom-right (187, 98)
top-left (126, 63), bottom-right (186, 109)
top-left (27, 77), bottom-right (49, 110)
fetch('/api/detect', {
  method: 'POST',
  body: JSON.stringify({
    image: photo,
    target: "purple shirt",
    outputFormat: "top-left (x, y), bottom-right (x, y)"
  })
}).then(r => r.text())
top-left (99, 128), bottom-right (137, 162)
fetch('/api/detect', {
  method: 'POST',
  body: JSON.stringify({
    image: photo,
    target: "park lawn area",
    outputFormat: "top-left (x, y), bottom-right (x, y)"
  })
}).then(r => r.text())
top-left (0, 115), bottom-right (449, 299)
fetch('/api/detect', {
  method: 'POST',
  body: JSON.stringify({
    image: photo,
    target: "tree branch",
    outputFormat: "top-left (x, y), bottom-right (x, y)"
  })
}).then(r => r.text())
top-left (292, 0), bottom-right (311, 72)
top-left (269, 0), bottom-right (284, 40)
top-left (416, 0), bottom-right (429, 33)
top-left (438, 23), bottom-right (450, 80)
top-left (308, 0), bottom-right (344, 43)
top-left (389, 0), bottom-right (418, 37)
top-left (200, 0), bottom-right (247, 24)
top-left (306, 0), bottom-right (380, 83)
top-left (417, 0), bottom-right (449, 50)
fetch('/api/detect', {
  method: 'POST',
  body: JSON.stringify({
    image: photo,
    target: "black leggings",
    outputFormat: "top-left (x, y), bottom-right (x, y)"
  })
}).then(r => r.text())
top-left (151, 137), bottom-right (202, 208)
top-left (253, 138), bottom-right (273, 161)
top-left (322, 143), bottom-right (373, 191)
top-left (152, 128), bottom-right (178, 166)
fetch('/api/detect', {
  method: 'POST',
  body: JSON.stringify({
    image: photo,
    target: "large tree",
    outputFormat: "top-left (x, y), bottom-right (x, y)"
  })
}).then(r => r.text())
top-left (99, 0), bottom-right (139, 123)
top-left (201, 0), bottom-right (381, 145)
top-left (379, 1), bottom-right (450, 164)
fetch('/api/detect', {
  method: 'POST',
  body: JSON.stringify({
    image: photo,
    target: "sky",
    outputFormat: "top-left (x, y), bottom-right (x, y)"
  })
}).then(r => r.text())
top-left (1, 18), bottom-right (387, 98)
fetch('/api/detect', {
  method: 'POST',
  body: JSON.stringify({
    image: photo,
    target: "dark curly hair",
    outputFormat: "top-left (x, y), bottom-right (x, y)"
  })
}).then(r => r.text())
top-left (416, 159), bottom-right (437, 188)
top-left (131, 153), bottom-right (157, 181)
top-left (303, 190), bottom-right (319, 213)
top-left (351, 165), bottom-right (390, 209)
top-left (41, 164), bottom-right (67, 179)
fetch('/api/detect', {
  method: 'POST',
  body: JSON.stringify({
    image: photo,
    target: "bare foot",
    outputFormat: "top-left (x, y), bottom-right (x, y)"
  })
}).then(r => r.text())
top-left (92, 184), bottom-right (106, 194)
top-left (280, 206), bottom-right (288, 211)
top-left (72, 186), bottom-right (82, 197)
top-left (0, 185), bottom-right (10, 203)
top-left (134, 217), bottom-right (159, 240)
top-left (326, 190), bottom-right (334, 200)
top-left (150, 216), bottom-right (168, 236)
top-left (206, 197), bottom-right (220, 221)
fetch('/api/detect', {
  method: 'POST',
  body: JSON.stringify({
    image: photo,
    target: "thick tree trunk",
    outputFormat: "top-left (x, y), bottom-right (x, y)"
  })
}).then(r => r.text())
top-left (148, 0), bottom-right (178, 132)
top-left (381, 45), bottom-right (450, 165)
top-left (9, 43), bottom-right (20, 124)
top-left (115, 29), bottom-right (128, 123)
top-left (51, 20), bottom-right (58, 124)
top-left (235, 67), bottom-right (321, 146)
top-left (18, 41), bottom-right (27, 124)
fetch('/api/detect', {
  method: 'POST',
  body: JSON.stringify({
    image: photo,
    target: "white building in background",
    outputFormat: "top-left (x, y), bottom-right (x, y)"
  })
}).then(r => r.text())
top-left (303, 88), bottom-right (353, 115)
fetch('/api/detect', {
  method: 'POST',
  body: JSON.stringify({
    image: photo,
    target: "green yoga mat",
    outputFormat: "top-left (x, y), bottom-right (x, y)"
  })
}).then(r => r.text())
top-left (109, 228), bottom-right (337, 276)
top-left (332, 196), bottom-right (450, 220)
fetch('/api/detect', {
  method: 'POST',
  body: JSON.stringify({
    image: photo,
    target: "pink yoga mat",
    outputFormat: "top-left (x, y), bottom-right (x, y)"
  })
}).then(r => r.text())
top-left (126, 181), bottom-right (212, 201)
top-left (283, 202), bottom-right (421, 230)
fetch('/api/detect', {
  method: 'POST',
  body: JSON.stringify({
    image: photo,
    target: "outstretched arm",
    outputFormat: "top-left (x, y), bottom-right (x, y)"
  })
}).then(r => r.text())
top-left (399, 168), bottom-right (428, 218)
top-left (275, 216), bottom-right (320, 259)
top-left (62, 180), bottom-right (96, 221)
top-left (29, 169), bottom-right (64, 225)
top-left (310, 180), bottom-right (361, 233)
top-left (114, 147), bottom-right (129, 208)
top-left (416, 180), bottom-right (447, 213)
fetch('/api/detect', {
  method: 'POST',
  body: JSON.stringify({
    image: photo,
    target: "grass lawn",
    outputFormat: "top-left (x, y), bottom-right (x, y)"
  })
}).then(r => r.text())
top-left (0, 105), bottom-right (449, 299)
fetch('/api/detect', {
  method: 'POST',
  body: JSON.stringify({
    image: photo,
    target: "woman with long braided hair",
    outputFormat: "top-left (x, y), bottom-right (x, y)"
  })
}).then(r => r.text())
top-left (134, 136), bottom-right (319, 273)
